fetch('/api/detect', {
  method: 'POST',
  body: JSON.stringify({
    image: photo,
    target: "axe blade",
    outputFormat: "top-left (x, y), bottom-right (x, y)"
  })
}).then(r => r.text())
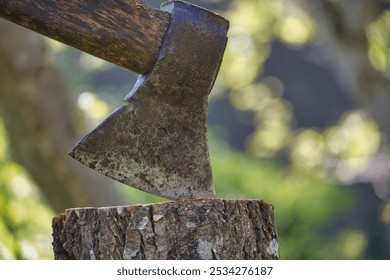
top-left (69, 1), bottom-right (229, 200)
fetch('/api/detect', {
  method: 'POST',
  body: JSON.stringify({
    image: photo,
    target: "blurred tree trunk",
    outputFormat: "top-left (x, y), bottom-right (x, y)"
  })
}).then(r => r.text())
top-left (307, 0), bottom-right (390, 259)
top-left (0, 20), bottom-right (126, 213)
top-left (307, 0), bottom-right (390, 136)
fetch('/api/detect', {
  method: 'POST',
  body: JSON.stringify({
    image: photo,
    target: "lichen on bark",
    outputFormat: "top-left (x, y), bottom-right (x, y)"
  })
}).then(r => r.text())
top-left (52, 198), bottom-right (279, 260)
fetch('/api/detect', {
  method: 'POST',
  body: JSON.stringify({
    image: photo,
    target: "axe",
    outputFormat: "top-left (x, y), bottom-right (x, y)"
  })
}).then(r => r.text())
top-left (0, 0), bottom-right (229, 200)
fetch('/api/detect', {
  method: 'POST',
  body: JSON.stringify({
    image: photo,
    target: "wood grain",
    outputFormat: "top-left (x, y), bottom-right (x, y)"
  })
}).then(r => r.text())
top-left (52, 199), bottom-right (280, 260)
top-left (0, 0), bottom-right (171, 74)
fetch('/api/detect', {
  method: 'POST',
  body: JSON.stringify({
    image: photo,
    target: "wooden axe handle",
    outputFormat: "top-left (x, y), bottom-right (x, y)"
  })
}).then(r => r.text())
top-left (0, 0), bottom-right (170, 74)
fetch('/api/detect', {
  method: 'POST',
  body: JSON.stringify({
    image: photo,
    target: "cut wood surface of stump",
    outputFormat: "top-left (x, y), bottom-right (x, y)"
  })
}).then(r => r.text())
top-left (52, 198), bottom-right (279, 260)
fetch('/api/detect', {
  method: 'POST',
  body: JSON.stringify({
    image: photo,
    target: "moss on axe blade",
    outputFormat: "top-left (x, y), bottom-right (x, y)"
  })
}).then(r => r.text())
top-left (69, 1), bottom-right (229, 200)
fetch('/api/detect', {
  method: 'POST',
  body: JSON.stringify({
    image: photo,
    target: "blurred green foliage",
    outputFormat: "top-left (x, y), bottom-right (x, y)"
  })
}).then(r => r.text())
top-left (0, 120), bottom-right (54, 259)
top-left (367, 10), bottom-right (390, 77)
top-left (210, 135), bottom-right (360, 259)
top-left (2, 0), bottom-right (388, 259)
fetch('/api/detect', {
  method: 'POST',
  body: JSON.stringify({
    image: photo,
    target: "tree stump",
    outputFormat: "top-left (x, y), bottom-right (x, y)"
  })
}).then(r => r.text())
top-left (52, 198), bottom-right (279, 260)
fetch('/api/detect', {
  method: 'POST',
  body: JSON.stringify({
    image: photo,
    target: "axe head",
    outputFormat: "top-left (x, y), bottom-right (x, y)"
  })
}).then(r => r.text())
top-left (69, 1), bottom-right (229, 200)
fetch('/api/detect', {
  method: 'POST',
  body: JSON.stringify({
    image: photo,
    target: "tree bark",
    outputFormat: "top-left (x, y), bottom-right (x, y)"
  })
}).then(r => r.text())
top-left (0, 19), bottom-right (127, 212)
top-left (0, 0), bottom-right (170, 74)
top-left (52, 199), bottom-right (279, 260)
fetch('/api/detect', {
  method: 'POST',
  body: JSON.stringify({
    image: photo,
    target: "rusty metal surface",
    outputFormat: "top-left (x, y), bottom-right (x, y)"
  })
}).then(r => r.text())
top-left (69, 1), bottom-right (228, 200)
